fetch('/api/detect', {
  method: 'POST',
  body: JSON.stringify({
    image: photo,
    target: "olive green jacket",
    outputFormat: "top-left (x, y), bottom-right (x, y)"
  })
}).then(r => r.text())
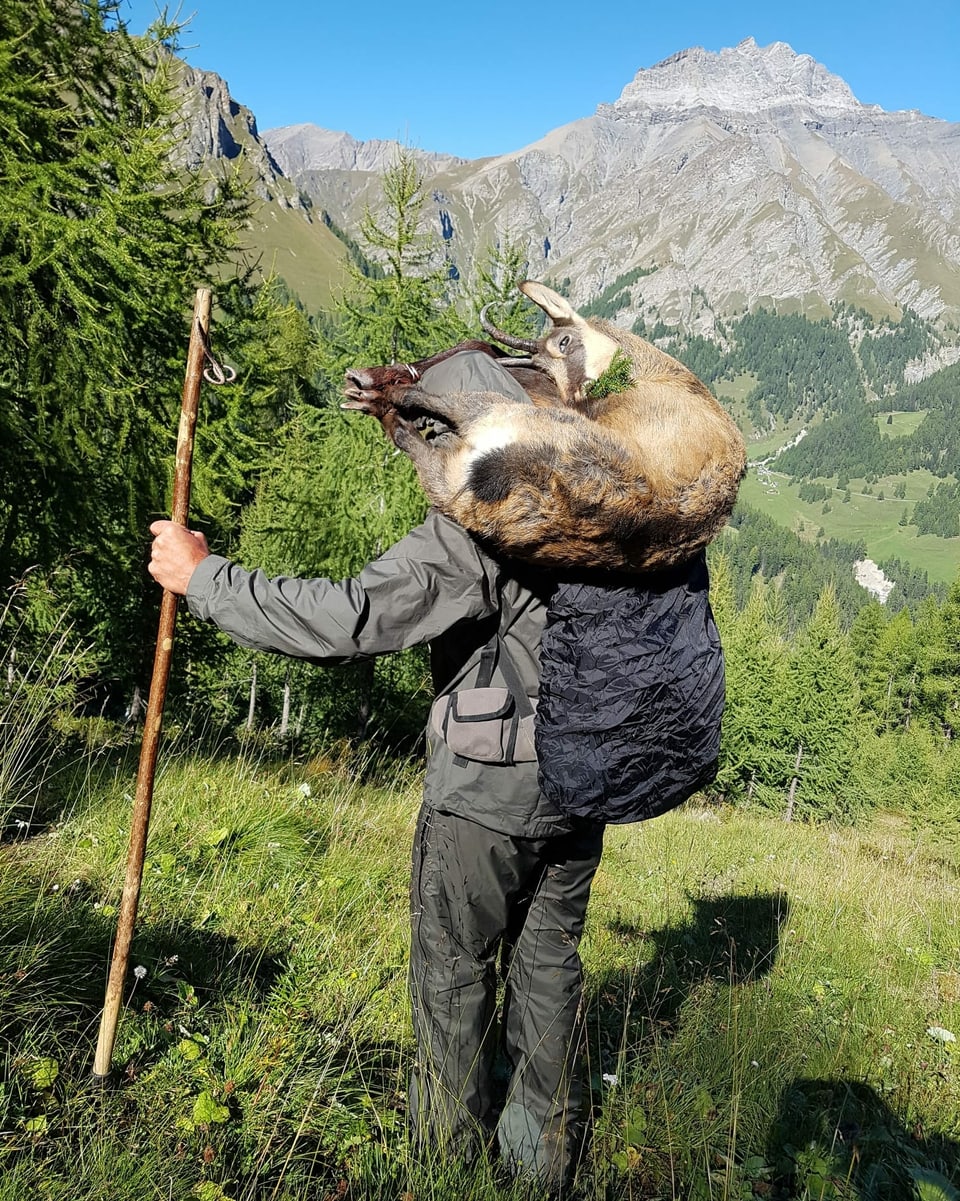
top-left (186, 511), bottom-right (573, 837)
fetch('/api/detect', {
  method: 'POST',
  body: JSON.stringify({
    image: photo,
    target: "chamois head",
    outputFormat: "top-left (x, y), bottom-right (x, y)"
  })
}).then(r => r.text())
top-left (481, 281), bottom-right (621, 405)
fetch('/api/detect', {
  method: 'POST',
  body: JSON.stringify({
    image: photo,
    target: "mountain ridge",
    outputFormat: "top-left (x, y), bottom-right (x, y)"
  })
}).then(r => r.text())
top-left (164, 40), bottom-right (960, 586)
top-left (245, 39), bottom-right (960, 326)
top-left (164, 38), bottom-right (960, 332)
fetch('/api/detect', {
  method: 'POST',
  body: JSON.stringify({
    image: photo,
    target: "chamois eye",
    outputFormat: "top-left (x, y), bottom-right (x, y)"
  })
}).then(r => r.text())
top-left (558, 335), bottom-right (571, 352)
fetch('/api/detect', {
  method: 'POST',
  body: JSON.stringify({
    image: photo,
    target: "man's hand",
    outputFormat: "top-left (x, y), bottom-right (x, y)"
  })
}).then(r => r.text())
top-left (148, 520), bottom-right (210, 596)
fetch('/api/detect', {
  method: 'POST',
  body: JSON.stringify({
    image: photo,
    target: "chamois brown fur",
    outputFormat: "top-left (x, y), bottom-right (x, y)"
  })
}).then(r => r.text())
top-left (343, 281), bottom-right (746, 573)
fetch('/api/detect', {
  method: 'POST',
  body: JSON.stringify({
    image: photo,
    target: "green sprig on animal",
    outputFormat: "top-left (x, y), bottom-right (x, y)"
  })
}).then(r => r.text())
top-left (587, 349), bottom-right (634, 398)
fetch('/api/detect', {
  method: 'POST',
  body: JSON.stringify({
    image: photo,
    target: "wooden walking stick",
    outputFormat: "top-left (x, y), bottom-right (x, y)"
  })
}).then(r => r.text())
top-left (93, 287), bottom-right (232, 1083)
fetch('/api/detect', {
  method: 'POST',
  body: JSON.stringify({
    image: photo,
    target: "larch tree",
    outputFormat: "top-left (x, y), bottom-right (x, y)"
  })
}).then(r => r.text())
top-left (173, 280), bottom-right (331, 734)
top-left (715, 574), bottom-right (792, 806)
top-left (465, 240), bottom-right (542, 340)
top-left (849, 601), bottom-right (886, 690)
top-left (916, 576), bottom-right (960, 740)
top-left (781, 586), bottom-right (863, 820)
top-left (325, 148), bottom-right (467, 372)
top-left (704, 547), bottom-right (735, 634)
top-left (238, 151), bottom-right (465, 740)
top-left (872, 608), bottom-right (920, 733)
top-left (316, 149), bottom-right (465, 577)
top-left (0, 0), bottom-right (246, 702)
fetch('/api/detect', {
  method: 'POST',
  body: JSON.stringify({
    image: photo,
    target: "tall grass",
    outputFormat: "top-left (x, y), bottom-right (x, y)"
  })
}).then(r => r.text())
top-left (0, 593), bottom-right (96, 839)
top-left (1, 736), bottom-right (958, 1200)
top-left (582, 814), bottom-right (960, 1199)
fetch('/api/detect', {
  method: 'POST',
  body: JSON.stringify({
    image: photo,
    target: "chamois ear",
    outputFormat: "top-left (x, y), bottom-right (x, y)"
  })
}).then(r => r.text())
top-left (519, 281), bottom-right (582, 326)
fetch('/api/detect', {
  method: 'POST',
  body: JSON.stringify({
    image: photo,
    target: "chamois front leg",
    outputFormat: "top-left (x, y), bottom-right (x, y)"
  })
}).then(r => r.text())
top-left (341, 392), bottom-right (459, 507)
top-left (340, 389), bottom-right (414, 441)
top-left (345, 377), bottom-right (520, 435)
top-left (391, 386), bottom-right (529, 430)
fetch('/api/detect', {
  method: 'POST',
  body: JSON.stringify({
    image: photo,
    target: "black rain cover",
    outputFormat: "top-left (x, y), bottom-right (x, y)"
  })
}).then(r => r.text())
top-left (535, 553), bottom-right (724, 824)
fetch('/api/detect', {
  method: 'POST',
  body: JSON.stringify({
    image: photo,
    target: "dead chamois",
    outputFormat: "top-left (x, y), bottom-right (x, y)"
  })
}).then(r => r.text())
top-left (343, 281), bottom-right (746, 573)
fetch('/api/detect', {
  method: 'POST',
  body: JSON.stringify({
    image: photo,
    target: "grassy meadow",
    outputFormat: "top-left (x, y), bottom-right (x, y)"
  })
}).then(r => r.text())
top-left (721, 392), bottom-right (960, 584)
top-left (2, 740), bottom-right (959, 1201)
top-left (736, 467), bottom-right (960, 583)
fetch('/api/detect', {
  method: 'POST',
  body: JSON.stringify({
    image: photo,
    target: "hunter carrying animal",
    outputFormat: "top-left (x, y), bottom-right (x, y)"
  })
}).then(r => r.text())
top-left (147, 279), bottom-right (742, 1189)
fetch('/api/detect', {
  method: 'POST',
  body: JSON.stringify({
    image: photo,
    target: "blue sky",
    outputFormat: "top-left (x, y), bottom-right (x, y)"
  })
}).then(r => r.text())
top-left (120, 0), bottom-right (960, 159)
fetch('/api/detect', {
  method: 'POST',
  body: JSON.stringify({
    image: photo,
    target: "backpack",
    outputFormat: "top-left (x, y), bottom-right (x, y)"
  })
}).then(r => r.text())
top-left (532, 553), bottom-right (724, 824)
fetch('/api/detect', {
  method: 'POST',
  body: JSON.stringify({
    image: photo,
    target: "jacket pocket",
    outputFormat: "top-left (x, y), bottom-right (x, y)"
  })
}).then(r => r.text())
top-left (430, 688), bottom-right (537, 765)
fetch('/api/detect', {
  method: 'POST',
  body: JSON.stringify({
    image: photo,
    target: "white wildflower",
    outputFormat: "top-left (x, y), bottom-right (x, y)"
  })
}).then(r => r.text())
top-left (297, 782), bottom-right (312, 798)
top-left (601, 1073), bottom-right (618, 1087)
top-left (133, 965), bottom-right (147, 981)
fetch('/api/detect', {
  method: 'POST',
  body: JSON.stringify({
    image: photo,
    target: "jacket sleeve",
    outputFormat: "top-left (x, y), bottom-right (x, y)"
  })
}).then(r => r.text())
top-left (184, 511), bottom-right (499, 665)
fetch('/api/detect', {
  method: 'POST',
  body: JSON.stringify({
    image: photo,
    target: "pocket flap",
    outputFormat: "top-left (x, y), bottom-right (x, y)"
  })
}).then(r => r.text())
top-left (429, 689), bottom-right (523, 765)
top-left (450, 688), bottom-right (514, 722)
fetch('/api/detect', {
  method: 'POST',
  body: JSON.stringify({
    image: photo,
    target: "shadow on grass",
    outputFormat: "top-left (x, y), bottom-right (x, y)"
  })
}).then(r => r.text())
top-left (0, 858), bottom-right (284, 1076)
top-left (586, 892), bottom-right (960, 1200)
top-left (579, 890), bottom-right (791, 1195)
top-left (769, 1077), bottom-right (960, 1199)
top-left (1, 849), bottom-right (433, 1201)
top-left (589, 888), bottom-right (791, 1062)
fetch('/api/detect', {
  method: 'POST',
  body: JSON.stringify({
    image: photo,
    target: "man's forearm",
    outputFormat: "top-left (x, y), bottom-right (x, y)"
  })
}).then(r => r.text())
top-left (174, 512), bottom-right (499, 666)
top-left (185, 556), bottom-right (382, 664)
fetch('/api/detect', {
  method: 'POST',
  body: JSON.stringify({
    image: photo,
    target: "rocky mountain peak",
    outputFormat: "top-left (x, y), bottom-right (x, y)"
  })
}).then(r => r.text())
top-left (173, 37), bottom-right (960, 327)
top-left (167, 57), bottom-right (309, 209)
top-left (611, 37), bottom-right (864, 116)
top-left (262, 124), bottom-right (465, 177)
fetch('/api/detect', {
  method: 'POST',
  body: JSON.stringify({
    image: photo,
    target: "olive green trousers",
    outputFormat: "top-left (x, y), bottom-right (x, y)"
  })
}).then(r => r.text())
top-left (408, 805), bottom-right (604, 1187)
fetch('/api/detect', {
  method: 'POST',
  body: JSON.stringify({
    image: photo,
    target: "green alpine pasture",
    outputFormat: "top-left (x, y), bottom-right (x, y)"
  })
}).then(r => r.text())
top-left (737, 468), bottom-right (960, 585)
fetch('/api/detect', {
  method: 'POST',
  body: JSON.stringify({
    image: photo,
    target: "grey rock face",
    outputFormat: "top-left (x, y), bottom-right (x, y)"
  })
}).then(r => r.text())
top-left (170, 60), bottom-right (304, 209)
top-left (262, 124), bottom-right (465, 176)
top-left (612, 39), bottom-right (862, 115)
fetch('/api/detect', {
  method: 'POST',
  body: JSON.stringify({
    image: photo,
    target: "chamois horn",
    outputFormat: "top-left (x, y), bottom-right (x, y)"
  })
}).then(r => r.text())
top-left (479, 302), bottom-right (539, 354)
